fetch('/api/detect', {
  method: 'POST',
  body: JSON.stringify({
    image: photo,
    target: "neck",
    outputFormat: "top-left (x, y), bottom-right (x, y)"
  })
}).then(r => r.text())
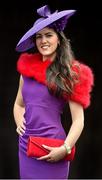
top-left (42, 52), bottom-right (56, 62)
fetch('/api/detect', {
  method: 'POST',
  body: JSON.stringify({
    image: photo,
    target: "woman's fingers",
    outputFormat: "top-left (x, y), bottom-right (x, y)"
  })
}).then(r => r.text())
top-left (37, 146), bottom-right (56, 162)
top-left (21, 123), bottom-right (26, 130)
top-left (16, 123), bottom-right (26, 136)
top-left (37, 146), bottom-right (67, 162)
top-left (37, 154), bottom-right (56, 162)
top-left (37, 154), bottom-right (50, 160)
top-left (42, 145), bottom-right (53, 151)
top-left (16, 127), bottom-right (23, 136)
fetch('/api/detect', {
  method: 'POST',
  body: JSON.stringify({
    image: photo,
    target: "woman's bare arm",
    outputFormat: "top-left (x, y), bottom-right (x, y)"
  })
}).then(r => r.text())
top-left (64, 100), bottom-right (84, 148)
top-left (13, 75), bottom-right (26, 136)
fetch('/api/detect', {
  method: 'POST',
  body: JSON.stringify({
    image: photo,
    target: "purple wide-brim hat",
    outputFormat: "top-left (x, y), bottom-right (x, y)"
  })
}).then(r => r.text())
top-left (16, 5), bottom-right (76, 52)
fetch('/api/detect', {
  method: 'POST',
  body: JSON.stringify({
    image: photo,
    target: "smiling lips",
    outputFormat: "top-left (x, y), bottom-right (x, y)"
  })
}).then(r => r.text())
top-left (41, 45), bottom-right (50, 50)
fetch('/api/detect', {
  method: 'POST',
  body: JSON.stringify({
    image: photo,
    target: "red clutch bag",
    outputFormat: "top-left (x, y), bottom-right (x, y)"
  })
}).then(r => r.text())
top-left (27, 136), bottom-right (76, 161)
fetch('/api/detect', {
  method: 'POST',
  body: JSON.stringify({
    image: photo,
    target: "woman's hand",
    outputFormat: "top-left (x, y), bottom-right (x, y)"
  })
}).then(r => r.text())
top-left (16, 118), bottom-right (26, 136)
top-left (37, 145), bottom-right (67, 162)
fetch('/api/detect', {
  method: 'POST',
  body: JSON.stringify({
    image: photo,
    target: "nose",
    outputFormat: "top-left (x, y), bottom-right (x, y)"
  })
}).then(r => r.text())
top-left (41, 36), bottom-right (47, 43)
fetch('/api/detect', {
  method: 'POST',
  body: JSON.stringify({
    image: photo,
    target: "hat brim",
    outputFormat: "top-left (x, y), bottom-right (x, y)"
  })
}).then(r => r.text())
top-left (16, 10), bottom-right (76, 52)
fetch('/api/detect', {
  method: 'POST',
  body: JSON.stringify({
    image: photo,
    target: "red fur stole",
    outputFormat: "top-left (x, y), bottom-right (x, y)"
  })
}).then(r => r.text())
top-left (17, 53), bottom-right (94, 108)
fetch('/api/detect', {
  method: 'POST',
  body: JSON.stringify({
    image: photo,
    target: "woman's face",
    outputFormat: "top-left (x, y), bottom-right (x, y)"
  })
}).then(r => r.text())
top-left (35, 27), bottom-right (60, 61)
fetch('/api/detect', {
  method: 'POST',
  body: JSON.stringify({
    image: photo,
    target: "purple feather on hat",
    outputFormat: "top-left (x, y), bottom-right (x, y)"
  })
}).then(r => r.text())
top-left (35, 5), bottom-right (70, 32)
top-left (37, 5), bottom-right (51, 17)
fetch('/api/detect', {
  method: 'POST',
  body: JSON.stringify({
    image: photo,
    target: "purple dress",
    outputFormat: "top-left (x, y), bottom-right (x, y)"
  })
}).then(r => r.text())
top-left (19, 76), bottom-right (70, 179)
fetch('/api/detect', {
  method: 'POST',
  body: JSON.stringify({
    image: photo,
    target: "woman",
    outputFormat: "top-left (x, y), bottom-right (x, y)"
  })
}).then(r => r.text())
top-left (13, 5), bottom-right (94, 179)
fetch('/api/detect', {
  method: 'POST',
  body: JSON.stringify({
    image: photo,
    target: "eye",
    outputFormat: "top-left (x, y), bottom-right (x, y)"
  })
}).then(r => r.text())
top-left (36, 35), bottom-right (42, 39)
top-left (46, 34), bottom-right (53, 37)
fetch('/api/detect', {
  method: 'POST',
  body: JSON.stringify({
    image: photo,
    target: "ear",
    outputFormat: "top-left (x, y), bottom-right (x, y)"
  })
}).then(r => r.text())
top-left (58, 40), bottom-right (60, 46)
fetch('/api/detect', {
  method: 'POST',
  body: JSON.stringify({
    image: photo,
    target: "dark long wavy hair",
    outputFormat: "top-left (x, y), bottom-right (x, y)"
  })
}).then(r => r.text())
top-left (46, 31), bottom-right (79, 98)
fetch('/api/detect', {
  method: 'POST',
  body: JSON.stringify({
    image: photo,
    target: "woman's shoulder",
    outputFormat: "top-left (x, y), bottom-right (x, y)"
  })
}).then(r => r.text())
top-left (72, 59), bottom-right (93, 76)
top-left (17, 53), bottom-right (35, 77)
top-left (72, 59), bottom-right (94, 86)
top-left (67, 59), bottom-right (94, 108)
top-left (17, 53), bottom-right (41, 73)
top-left (17, 53), bottom-right (40, 63)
